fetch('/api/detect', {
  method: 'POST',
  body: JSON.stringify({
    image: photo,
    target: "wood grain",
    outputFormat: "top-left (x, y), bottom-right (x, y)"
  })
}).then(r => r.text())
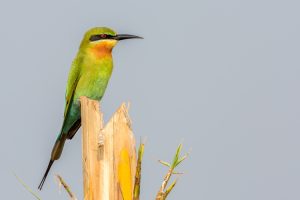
top-left (80, 97), bottom-right (136, 200)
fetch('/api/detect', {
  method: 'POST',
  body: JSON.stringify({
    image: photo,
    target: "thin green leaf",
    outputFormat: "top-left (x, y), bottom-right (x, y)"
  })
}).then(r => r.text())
top-left (175, 153), bottom-right (189, 167)
top-left (164, 179), bottom-right (178, 199)
top-left (172, 171), bottom-right (184, 175)
top-left (158, 160), bottom-right (171, 167)
top-left (171, 144), bottom-right (182, 168)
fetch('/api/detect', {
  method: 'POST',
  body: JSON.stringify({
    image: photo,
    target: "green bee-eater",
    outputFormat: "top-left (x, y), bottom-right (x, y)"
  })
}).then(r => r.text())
top-left (38, 27), bottom-right (142, 190)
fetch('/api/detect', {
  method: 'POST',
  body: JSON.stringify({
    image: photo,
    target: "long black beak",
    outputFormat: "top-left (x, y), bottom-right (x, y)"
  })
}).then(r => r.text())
top-left (113, 34), bottom-right (143, 41)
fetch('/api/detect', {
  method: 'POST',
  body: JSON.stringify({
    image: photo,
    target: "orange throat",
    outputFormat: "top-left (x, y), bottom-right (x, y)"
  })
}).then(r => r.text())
top-left (89, 40), bottom-right (116, 58)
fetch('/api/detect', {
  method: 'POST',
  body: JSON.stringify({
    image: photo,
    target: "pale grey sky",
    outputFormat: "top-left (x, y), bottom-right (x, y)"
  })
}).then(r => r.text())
top-left (0, 0), bottom-right (300, 199)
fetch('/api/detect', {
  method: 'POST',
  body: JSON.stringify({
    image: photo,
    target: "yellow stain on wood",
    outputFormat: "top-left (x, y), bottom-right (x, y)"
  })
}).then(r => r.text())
top-left (118, 148), bottom-right (133, 200)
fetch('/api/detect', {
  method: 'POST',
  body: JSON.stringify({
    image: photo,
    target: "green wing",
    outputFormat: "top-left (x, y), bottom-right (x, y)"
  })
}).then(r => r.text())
top-left (64, 57), bottom-right (81, 117)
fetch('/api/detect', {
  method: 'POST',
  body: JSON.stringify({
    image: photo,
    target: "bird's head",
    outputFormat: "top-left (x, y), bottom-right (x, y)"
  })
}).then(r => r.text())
top-left (80, 27), bottom-right (142, 58)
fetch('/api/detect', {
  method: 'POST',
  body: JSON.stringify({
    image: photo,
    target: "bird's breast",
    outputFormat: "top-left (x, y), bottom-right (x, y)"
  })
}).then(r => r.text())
top-left (74, 59), bottom-right (113, 101)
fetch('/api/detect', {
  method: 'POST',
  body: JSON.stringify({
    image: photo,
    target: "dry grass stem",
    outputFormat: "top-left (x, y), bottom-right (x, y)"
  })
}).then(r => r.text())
top-left (14, 173), bottom-right (41, 200)
top-left (133, 141), bottom-right (145, 200)
top-left (55, 175), bottom-right (77, 200)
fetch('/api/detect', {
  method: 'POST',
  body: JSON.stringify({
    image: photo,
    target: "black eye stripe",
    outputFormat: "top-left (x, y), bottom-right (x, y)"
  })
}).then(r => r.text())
top-left (89, 34), bottom-right (113, 41)
top-left (89, 35), bottom-right (101, 41)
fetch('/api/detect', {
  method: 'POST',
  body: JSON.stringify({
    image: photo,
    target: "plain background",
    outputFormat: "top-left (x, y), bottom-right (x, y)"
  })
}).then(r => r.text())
top-left (1, 0), bottom-right (300, 199)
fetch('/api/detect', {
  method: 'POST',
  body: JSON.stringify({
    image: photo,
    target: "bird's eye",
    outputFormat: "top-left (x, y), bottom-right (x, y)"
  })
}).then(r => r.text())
top-left (100, 34), bottom-right (107, 38)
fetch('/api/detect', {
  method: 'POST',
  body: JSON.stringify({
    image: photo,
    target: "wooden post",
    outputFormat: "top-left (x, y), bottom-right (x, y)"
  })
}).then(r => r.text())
top-left (80, 96), bottom-right (103, 200)
top-left (80, 96), bottom-right (136, 200)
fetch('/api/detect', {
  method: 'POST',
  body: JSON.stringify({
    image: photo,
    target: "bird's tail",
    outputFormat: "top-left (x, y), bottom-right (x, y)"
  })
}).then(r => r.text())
top-left (38, 134), bottom-right (67, 190)
top-left (38, 160), bottom-right (54, 190)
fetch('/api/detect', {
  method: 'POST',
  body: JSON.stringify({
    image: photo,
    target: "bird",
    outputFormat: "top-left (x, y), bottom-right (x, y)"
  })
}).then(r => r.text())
top-left (38, 27), bottom-right (142, 190)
